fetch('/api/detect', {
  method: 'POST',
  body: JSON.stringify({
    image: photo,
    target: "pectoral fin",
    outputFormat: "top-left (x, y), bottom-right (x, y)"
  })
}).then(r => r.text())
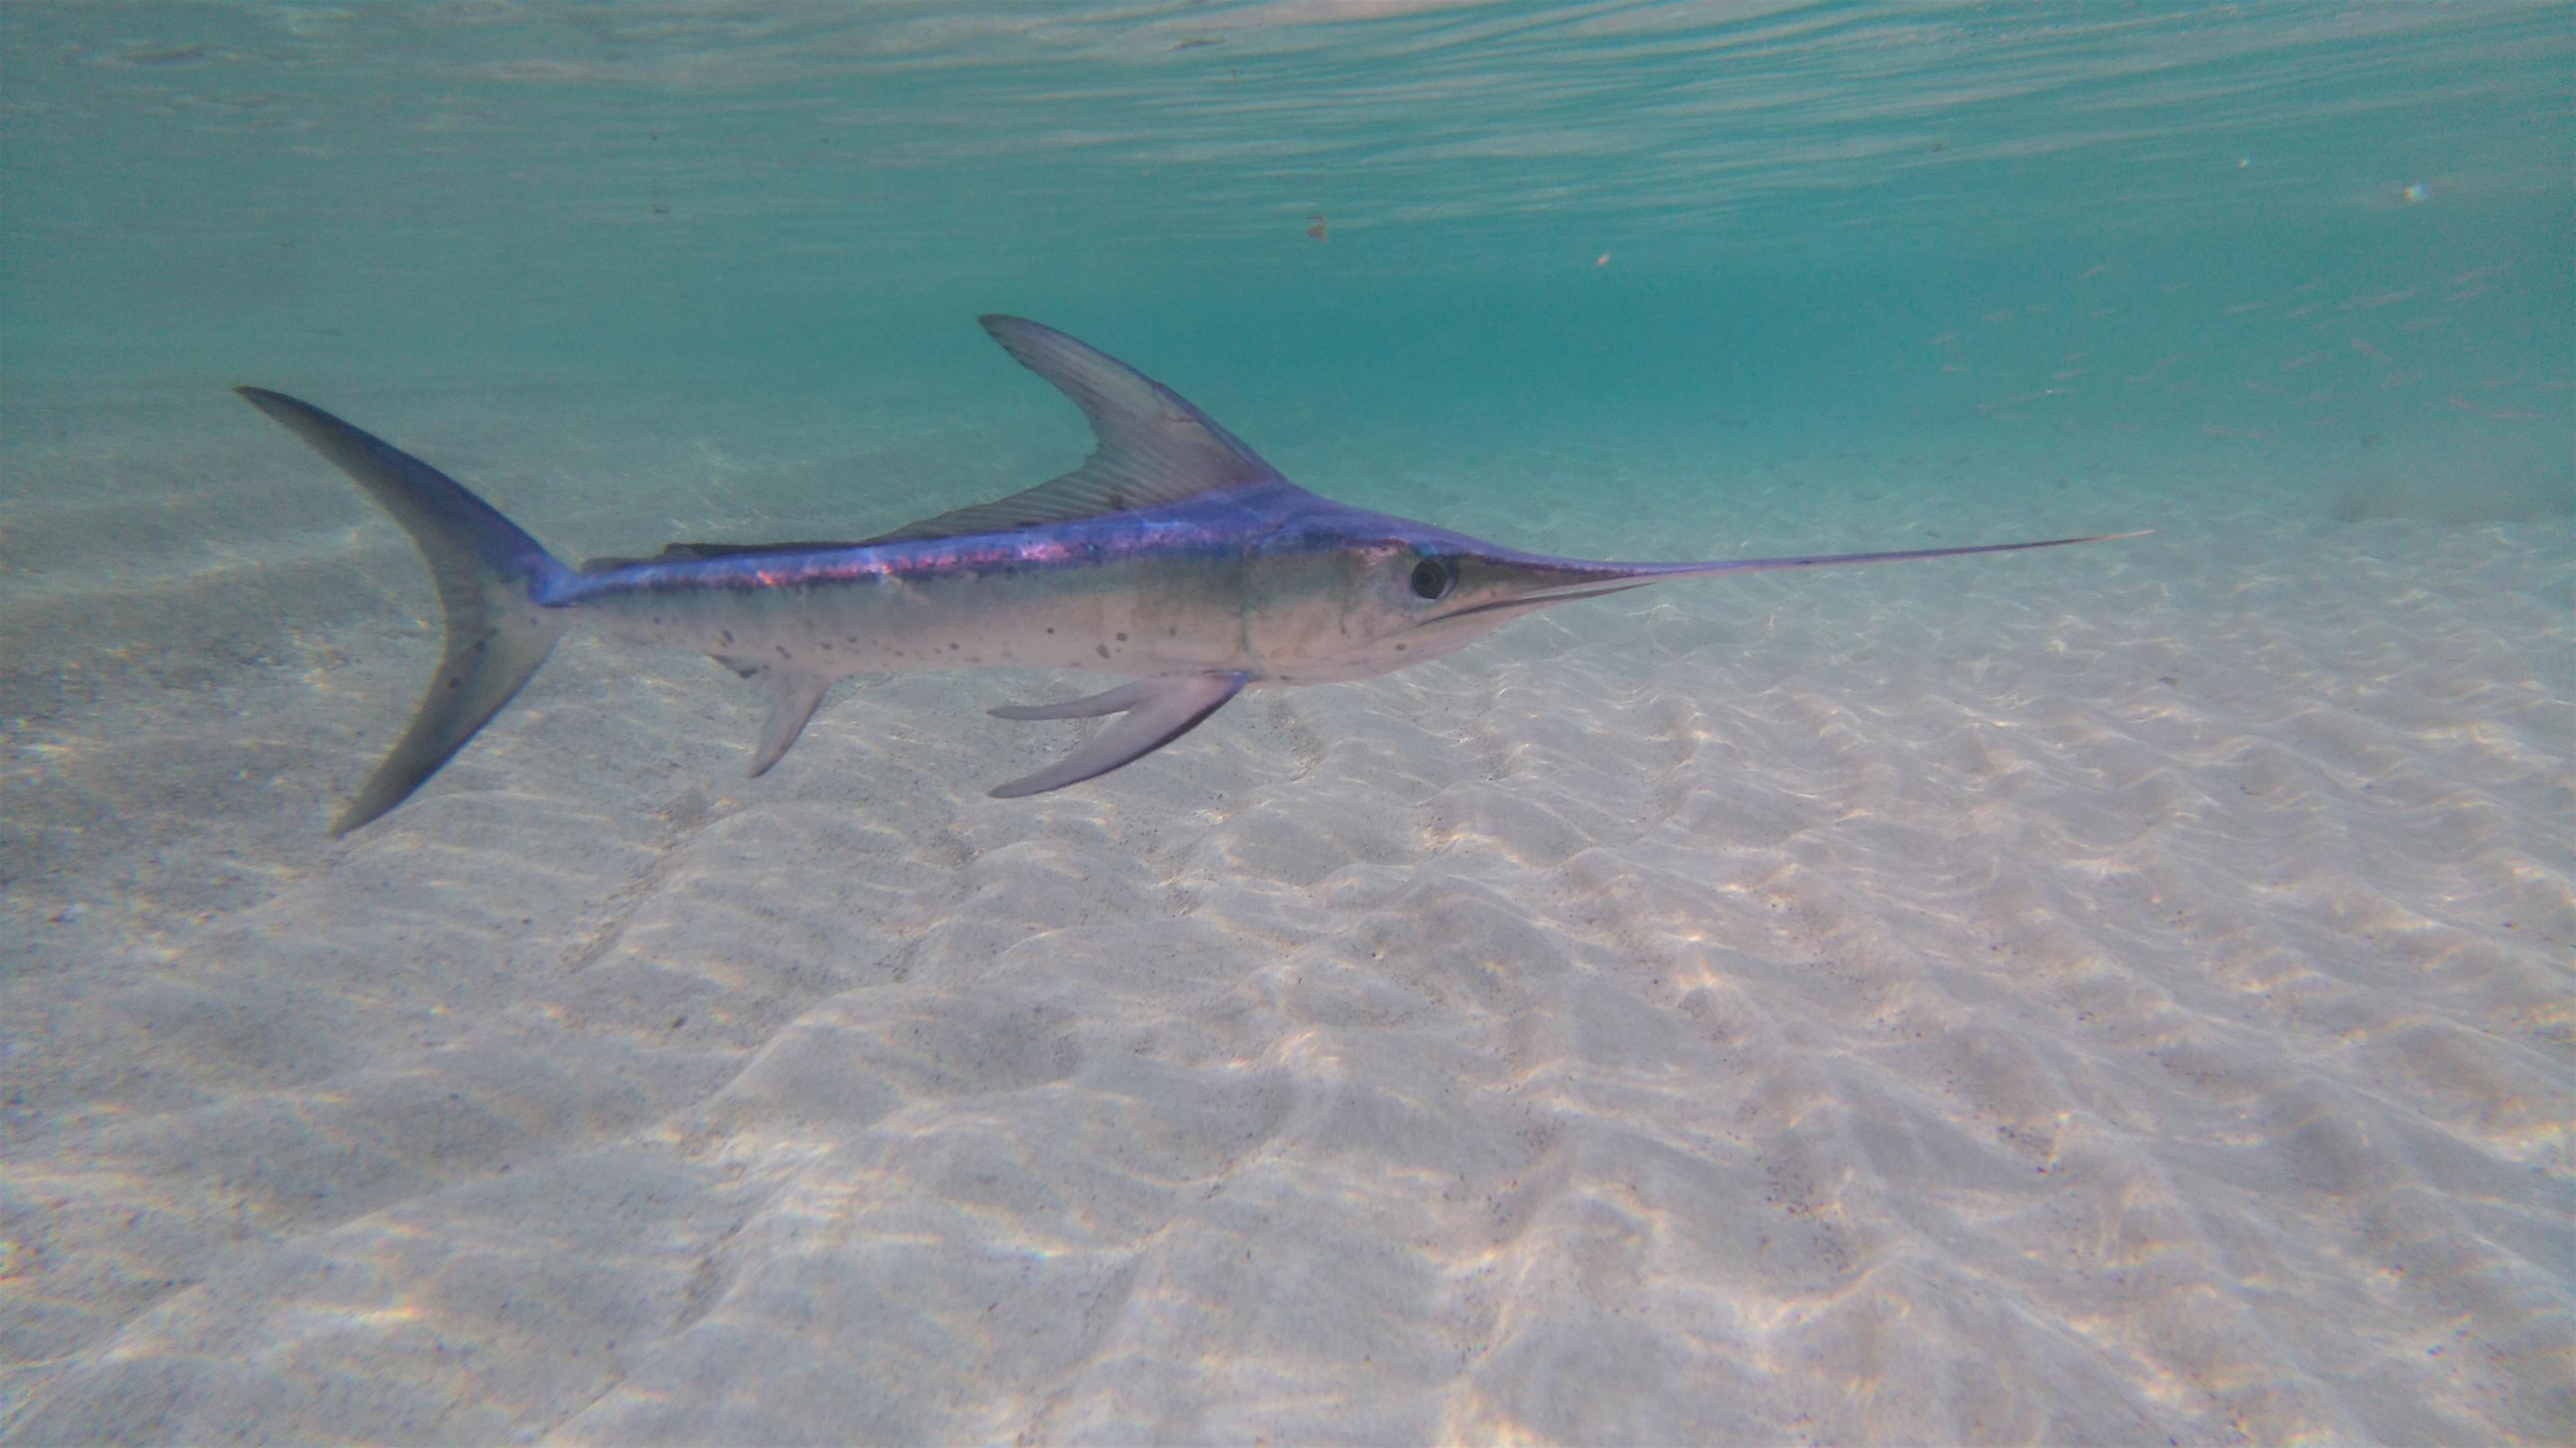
top-left (989, 672), bottom-right (1248, 798)
top-left (989, 681), bottom-right (1155, 721)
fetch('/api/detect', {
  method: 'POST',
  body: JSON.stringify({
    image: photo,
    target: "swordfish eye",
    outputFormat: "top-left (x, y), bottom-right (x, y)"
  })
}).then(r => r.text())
top-left (1409, 554), bottom-right (1458, 601)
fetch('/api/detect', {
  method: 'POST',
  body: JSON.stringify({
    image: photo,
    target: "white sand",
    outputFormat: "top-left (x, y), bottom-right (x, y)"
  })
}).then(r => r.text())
top-left (3, 385), bottom-right (2569, 1443)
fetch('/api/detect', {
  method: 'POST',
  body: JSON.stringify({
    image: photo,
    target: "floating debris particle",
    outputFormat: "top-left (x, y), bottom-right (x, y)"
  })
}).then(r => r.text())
top-left (1306, 213), bottom-right (1328, 243)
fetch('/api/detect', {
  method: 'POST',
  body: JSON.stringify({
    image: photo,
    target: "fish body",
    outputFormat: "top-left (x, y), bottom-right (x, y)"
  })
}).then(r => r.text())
top-left (551, 488), bottom-right (1285, 681)
top-left (239, 316), bottom-right (2141, 832)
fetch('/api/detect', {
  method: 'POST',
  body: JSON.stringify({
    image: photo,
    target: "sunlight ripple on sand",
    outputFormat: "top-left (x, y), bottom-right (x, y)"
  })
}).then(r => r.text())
top-left (2, 396), bottom-right (2569, 1444)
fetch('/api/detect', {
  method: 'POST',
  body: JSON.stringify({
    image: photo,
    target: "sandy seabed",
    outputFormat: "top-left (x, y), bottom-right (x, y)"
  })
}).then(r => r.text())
top-left (3, 382), bottom-right (2569, 1444)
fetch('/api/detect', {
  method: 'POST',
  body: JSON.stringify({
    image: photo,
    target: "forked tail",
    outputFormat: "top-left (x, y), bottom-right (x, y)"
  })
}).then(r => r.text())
top-left (236, 388), bottom-right (569, 834)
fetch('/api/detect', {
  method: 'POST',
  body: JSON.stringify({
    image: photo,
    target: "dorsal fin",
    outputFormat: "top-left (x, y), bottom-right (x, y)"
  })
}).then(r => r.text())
top-left (575, 319), bottom-right (1292, 572)
top-left (858, 316), bottom-right (1285, 545)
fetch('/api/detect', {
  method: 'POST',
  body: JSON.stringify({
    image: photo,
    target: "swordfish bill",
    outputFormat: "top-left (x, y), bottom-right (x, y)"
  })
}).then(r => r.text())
top-left (237, 316), bottom-right (2145, 833)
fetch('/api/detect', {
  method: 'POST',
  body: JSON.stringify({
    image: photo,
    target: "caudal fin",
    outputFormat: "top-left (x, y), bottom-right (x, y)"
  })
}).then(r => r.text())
top-left (236, 388), bottom-right (568, 834)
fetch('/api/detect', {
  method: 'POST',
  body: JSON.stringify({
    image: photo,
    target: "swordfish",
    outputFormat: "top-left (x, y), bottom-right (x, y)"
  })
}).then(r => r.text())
top-left (239, 316), bottom-right (2141, 834)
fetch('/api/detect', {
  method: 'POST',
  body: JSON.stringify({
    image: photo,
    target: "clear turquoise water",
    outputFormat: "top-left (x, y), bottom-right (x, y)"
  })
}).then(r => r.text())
top-left (7, 1), bottom-right (2569, 463)
top-left (3, 5), bottom-right (2571, 1443)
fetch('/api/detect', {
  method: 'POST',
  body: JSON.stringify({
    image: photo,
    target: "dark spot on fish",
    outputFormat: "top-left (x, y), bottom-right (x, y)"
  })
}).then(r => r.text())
top-left (1395, 643), bottom-right (1407, 652)
top-left (949, 642), bottom-right (960, 651)
top-left (720, 630), bottom-right (733, 645)
top-left (776, 645), bottom-right (791, 659)
top-left (1116, 632), bottom-right (1128, 643)
top-left (671, 1015), bottom-right (686, 1029)
top-left (447, 675), bottom-right (463, 689)
top-left (1096, 644), bottom-right (1112, 659)
top-left (1046, 627), bottom-right (1056, 634)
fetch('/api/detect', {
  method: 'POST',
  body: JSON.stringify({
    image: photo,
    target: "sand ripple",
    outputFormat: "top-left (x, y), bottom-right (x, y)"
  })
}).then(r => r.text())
top-left (3, 410), bottom-right (2569, 1443)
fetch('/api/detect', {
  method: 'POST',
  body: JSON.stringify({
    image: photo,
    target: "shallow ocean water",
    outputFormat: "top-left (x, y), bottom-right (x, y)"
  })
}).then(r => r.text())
top-left (3, 3), bottom-right (2571, 1443)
